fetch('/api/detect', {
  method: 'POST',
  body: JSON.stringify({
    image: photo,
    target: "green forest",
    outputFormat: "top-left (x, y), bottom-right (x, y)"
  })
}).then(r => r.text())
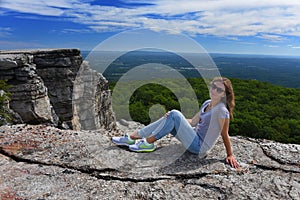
top-left (110, 78), bottom-right (300, 144)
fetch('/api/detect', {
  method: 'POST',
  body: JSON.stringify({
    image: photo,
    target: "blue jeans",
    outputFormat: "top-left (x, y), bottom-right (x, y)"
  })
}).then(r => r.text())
top-left (138, 110), bottom-right (201, 154)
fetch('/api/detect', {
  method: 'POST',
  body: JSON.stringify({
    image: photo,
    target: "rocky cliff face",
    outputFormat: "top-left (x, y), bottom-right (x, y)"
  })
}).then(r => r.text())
top-left (0, 49), bottom-right (116, 130)
top-left (0, 122), bottom-right (299, 199)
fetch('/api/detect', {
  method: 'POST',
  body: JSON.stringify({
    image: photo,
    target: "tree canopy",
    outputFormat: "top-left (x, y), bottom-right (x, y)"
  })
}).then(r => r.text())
top-left (110, 78), bottom-right (300, 144)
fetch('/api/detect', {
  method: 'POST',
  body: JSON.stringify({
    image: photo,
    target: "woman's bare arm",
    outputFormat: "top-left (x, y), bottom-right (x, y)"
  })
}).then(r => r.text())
top-left (187, 112), bottom-right (200, 127)
top-left (219, 118), bottom-right (240, 168)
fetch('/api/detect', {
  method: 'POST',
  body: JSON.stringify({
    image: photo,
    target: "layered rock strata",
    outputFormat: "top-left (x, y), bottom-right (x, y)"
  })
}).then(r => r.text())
top-left (0, 49), bottom-right (116, 130)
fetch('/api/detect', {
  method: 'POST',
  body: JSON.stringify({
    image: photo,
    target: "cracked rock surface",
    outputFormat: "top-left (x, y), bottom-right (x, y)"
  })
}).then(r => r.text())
top-left (0, 123), bottom-right (299, 199)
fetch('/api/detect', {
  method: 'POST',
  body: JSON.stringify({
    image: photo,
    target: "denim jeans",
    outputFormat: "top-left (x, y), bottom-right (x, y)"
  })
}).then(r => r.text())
top-left (138, 110), bottom-right (201, 154)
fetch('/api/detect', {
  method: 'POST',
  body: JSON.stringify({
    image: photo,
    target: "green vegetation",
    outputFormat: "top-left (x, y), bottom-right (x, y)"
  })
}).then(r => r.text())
top-left (229, 78), bottom-right (300, 144)
top-left (0, 80), bottom-right (12, 125)
top-left (110, 78), bottom-right (300, 144)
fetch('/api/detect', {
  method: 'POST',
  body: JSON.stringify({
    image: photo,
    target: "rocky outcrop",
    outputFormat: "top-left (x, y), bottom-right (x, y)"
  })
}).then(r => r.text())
top-left (0, 49), bottom-right (116, 130)
top-left (0, 51), bottom-right (56, 125)
top-left (0, 123), bottom-right (299, 199)
top-left (72, 61), bottom-right (116, 130)
top-left (1, 49), bottom-right (299, 199)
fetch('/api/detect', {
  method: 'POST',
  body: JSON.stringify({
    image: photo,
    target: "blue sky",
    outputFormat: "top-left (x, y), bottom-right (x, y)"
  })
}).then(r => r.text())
top-left (1, 0), bottom-right (300, 56)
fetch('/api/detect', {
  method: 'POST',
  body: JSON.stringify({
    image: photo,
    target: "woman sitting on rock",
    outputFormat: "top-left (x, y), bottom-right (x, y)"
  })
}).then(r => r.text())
top-left (112, 77), bottom-right (240, 168)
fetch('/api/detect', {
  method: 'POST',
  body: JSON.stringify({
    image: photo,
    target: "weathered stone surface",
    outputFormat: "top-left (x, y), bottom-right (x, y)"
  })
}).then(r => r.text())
top-left (0, 52), bottom-right (56, 125)
top-left (33, 49), bottom-right (82, 128)
top-left (0, 123), bottom-right (299, 199)
top-left (0, 49), bottom-right (116, 130)
top-left (73, 61), bottom-right (116, 130)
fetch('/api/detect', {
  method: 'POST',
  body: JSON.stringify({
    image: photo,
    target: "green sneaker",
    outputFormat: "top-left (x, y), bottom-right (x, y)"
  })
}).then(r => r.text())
top-left (129, 139), bottom-right (155, 152)
top-left (112, 133), bottom-right (135, 146)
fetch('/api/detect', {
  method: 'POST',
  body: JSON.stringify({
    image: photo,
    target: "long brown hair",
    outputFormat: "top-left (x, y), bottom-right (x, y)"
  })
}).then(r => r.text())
top-left (212, 77), bottom-right (235, 119)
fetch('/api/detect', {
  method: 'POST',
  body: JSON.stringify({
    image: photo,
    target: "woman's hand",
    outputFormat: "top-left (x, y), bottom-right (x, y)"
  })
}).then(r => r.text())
top-left (226, 155), bottom-right (240, 169)
top-left (164, 111), bottom-right (170, 118)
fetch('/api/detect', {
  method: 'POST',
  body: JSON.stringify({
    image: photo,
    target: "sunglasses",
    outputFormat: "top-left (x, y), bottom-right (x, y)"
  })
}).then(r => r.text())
top-left (210, 83), bottom-right (225, 94)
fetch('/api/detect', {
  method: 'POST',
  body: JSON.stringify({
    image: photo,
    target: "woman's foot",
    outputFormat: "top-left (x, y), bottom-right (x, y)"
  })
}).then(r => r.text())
top-left (111, 133), bottom-right (135, 146)
top-left (111, 131), bottom-right (141, 146)
top-left (129, 130), bottom-right (141, 140)
top-left (129, 139), bottom-right (155, 152)
top-left (145, 135), bottom-right (156, 144)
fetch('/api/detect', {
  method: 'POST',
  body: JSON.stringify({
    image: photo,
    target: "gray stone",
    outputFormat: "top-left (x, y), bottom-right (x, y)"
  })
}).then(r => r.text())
top-left (0, 124), bottom-right (299, 199)
top-left (0, 52), bottom-right (55, 124)
top-left (0, 54), bottom-right (28, 69)
top-left (0, 49), bottom-right (116, 130)
top-left (72, 61), bottom-right (116, 130)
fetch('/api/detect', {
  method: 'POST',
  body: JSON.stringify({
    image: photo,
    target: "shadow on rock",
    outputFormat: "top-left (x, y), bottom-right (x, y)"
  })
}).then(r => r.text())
top-left (104, 142), bottom-right (221, 175)
top-left (158, 151), bottom-right (221, 175)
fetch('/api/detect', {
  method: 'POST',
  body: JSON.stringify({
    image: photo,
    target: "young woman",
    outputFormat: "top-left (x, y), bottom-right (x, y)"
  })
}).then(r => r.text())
top-left (112, 77), bottom-right (240, 168)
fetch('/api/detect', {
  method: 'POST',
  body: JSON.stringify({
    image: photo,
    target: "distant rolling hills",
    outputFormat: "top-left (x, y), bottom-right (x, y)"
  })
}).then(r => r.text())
top-left (83, 51), bottom-right (300, 90)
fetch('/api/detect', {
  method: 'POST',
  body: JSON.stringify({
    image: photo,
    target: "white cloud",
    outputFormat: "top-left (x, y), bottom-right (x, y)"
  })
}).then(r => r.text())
top-left (0, 0), bottom-right (66, 16)
top-left (1, 0), bottom-right (300, 40)
top-left (257, 34), bottom-right (286, 42)
top-left (0, 27), bottom-right (12, 37)
top-left (55, 28), bottom-right (93, 34)
top-left (287, 44), bottom-right (300, 49)
top-left (237, 41), bottom-right (256, 45)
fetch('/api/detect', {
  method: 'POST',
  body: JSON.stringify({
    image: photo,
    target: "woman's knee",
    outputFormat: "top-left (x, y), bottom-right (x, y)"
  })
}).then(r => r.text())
top-left (169, 109), bottom-right (183, 118)
top-left (169, 110), bottom-right (185, 121)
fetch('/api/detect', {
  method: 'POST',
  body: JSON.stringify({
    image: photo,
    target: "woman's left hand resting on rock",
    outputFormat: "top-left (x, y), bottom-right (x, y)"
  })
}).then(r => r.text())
top-left (226, 155), bottom-right (240, 168)
top-left (220, 118), bottom-right (240, 169)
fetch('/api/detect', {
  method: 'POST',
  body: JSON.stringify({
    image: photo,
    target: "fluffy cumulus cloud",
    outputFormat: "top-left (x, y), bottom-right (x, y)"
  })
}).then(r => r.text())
top-left (1, 0), bottom-right (300, 40)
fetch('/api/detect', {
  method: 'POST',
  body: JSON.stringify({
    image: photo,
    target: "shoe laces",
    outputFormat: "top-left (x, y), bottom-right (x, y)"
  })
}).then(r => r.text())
top-left (136, 139), bottom-right (145, 146)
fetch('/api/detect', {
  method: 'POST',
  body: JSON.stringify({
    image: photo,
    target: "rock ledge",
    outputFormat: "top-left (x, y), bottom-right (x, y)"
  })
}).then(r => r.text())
top-left (0, 123), bottom-right (299, 199)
